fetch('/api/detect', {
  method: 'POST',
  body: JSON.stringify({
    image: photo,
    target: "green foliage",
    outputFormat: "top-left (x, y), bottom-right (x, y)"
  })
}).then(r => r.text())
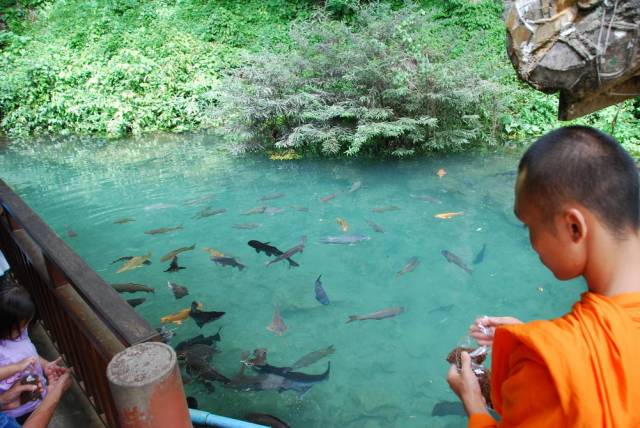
top-left (0, 0), bottom-right (311, 138)
top-left (217, 3), bottom-right (503, 157)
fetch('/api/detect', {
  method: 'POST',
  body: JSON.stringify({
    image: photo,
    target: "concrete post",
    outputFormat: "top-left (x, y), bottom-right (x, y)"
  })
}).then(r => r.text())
top-left (107, 342), bottom-right (192, 428)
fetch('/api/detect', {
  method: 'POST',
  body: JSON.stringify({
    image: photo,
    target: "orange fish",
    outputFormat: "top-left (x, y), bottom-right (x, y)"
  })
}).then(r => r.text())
top-left (160, 303), bottom-right (203, 325)
top-left (437, 168), bottom-right (446, 178)
top-left (434, 212), bottom-right (464, 219)
top-left (336, 217), bottom-right (349, 232)
top-left (203, 247), bottom-right (224, 257)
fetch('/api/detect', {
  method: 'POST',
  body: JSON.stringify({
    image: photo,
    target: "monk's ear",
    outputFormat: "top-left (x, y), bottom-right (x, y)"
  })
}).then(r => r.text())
top-left (563, 208), bottom-right (587, 243)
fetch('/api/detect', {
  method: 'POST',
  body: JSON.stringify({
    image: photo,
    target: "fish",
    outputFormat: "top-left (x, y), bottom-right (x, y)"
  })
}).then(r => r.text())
top-left (266, 236), bottom-right (306, 267)
top-left (112, 282), bottom-right (155, 293)
top-left (243, 206), bottom-right (267, 215)
top-left (144, 203), bottom-right (176, 211)
top-left (410, 194), bottom-right (442, 204)
top-left (167, 281), bottom-right (189, 299)
top-left (318, 234), bottom-right (370, 245)
top-left (160, 244), bottom-right (196, 262)
top-left (184, 194), bottom-right (215, 206)
top-left (116, 253), bottom-right (152, 273)
top-left (232, 223), bottom-right (261, 230)
top-left (156, 325), bottom-right (176, 343)
top-left (144, 225), bottom-right (183, 235)
top-left (437, 168), bottom-right (447, 178)
top-left (371, 205), bottom-right (400, 213)
top-left (190, 301), bottom-right (225, 328)
top-left (160, 304), bottom-right (202, 325)
top-left (64, 225), bottom-right (77, 238)
top-left (202, 247), bottom-right (224, 258)
top-left (431, 401), bottom-right (466, 417)
top-left (365, 219), bottom-right (384, 233)
top-left (291, 345), bottom-right (335, 371)
top-left (248, 240), bottom-right (299, 267)
top-left (267, 306), bottom-right (287, 336)
top-left (164, 256), bottom-right (186, 272)
top-left (264, 207), bottom-right (284, 215)
top-left (113, 218), bottom-right (135, 224)
top-left (181, 345), bottom-right (230, 384)
top-left (346, 307), bottom-right (405, 323)
top-left (314, 275), bottom-right (330, 305)
top-left (126, 298), bottom-right (146, 307)
top-left (175, 330), bottom-right (222, 353)
top-left (110, 256), bottom-right (152, 266)
top-left (336, 218), bottom-right (349, 232)
top-left (473, 243), bottom-right (487, 264)
top-left (441, 250), bottom-right (473, 274)
top-left (253, 363), bottom-right (330, 397)
top-left (290, 205), bottom-right (309, 212)
top-left (434, 212), bottom-right (464, 219)
top-left (242, 348), bottom-right (268, 367)
top-left (348, 181), bottom-right (362, 193)
top-left (396, 257), bottom-right (419, 278)
top-left (211, 256), bottom-right (246, 271)
top-left (193, 207), bottom-right (226, 219)
top-left (320, 193), bottom-right (337, 203)
top-left (244, 414), bottom-right (290, 428)
top-left (260, 192), bottom-right (285, 201)
top-left (427, 304), bottom-right (454, 314)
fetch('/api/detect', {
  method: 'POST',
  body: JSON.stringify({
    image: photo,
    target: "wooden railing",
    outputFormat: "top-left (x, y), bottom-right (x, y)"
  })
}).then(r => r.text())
top-left (0, 179), bottom-right (161, 427)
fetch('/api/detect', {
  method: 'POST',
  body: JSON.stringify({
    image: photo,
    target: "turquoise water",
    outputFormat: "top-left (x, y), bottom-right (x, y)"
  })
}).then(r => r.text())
top-left (0, 134), bottom-right (585, 427)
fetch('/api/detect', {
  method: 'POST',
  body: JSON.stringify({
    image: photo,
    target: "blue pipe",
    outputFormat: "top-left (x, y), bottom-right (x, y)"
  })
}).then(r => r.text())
top-left (189, 409), bottom-right (268, 428)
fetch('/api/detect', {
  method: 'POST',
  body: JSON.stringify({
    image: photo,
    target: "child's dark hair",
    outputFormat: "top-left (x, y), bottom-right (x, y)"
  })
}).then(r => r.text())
top-left (518, 126), bottom-right (639, 237)
top-left (0, 285), bottom-right (35, 340)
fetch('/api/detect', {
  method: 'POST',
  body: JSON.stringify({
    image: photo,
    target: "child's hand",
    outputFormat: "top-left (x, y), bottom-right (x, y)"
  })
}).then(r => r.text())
top-left (469, 316), bottom-right (523, 346)
top-left (15, 357), bottom-right (37, 373)
top-left (47, 372), bottom-right (71, 399)
top-left (0, 382), bottom-right (37, 410)
top-left (43, 357), bottom-right (68, 381)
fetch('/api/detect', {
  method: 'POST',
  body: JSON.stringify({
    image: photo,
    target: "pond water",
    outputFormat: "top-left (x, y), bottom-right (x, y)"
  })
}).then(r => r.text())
top-left (0, 134), bottom-right (585, 427)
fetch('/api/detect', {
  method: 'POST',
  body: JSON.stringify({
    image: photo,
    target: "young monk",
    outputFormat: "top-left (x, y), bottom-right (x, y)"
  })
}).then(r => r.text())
top-left (447, 126), bottom-right (640, 427)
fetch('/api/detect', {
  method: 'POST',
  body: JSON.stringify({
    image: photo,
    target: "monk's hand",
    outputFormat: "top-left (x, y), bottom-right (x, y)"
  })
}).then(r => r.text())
top-left (470, 316), bottom-right (523, 346)
top-left (447, 351), bottom-right (488, 416)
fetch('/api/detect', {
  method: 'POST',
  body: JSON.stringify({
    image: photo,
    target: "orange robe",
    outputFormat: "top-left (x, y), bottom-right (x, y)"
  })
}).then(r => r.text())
top-left (469, 292), bottom-right (640, 428)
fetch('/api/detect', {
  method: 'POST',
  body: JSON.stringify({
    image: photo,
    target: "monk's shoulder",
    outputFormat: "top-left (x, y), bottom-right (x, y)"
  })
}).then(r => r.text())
top-left (496, 316), bottom-right (587, 357)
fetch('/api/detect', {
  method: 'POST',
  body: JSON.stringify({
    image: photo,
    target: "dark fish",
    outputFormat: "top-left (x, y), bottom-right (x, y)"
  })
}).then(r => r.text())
top-left (113, 218), bottom-right (135, 224)
top-left (190, 301), bottom-right (225, 328)
top-left (156, 325), bottom-right (175, 343)
top-left (441, 250), bottom-right (473, 274)
top-left (365, 219), bottom-right (384, 233)
top-left (187, 396), bottom-right (199, 409)
top-left (244, 413), bottom-right (290, 428)
top-left (371, 205), bottom-right (400, 213)
top-left (211, 256), bottom-right (246, 271)
top-left (248, 240), bottom-right (299, 268)
top-left (144, 225), bottom-right (183, 235)
top-left (473, 244), bottom-right (487, 264)
top-left (164, 256), bottom-right (186, 272)
top-left (64, 225), bottom-right (77, 238)
top-left (254, 363), bottom-right (330, 397)
top-left (112, 283), bottom-right (155, 293)
top-left (110, 256), bottom-right (152, 266)
top-left (396, 257), bottom-right (419, 278)
top-left (427, 304), bottom-right (454, 314)
top-left (183, 349), bottom-right (230, 384)
top-left (346, 307), bottom-right (405, 323)
top-left (126, 298), bottom-right (146, 307)
top-left (491, 170), bottom-right (517, 178)
top-left (160, 244), bottom-right (196, 262)
top-left (291, 345), bottom-right (335, 370)
top-left (320, 193), bottom-right (337, 203)
top-left (266, 236), bottom-right (305, 267)
top-left (233, 223), bottom-right (261, 230)
top-left (431, 400), bottom-right (466, 417)
top-left (314, 275), bottom-right (330, 305)
top-left (167, 281), bottom-right (189, 299)
top-left (175, 330), bottom-right (221, 353)
top-left (290, 205), bottom-right (309, 212)
top-left (260, 192), bottom-right (285, 201)
top-left (193, 207), bottom-right (226, 219)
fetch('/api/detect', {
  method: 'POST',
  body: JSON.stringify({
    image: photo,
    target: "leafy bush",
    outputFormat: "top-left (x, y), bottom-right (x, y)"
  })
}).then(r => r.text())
top-left (217, 3), bottom-right (504, 157)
